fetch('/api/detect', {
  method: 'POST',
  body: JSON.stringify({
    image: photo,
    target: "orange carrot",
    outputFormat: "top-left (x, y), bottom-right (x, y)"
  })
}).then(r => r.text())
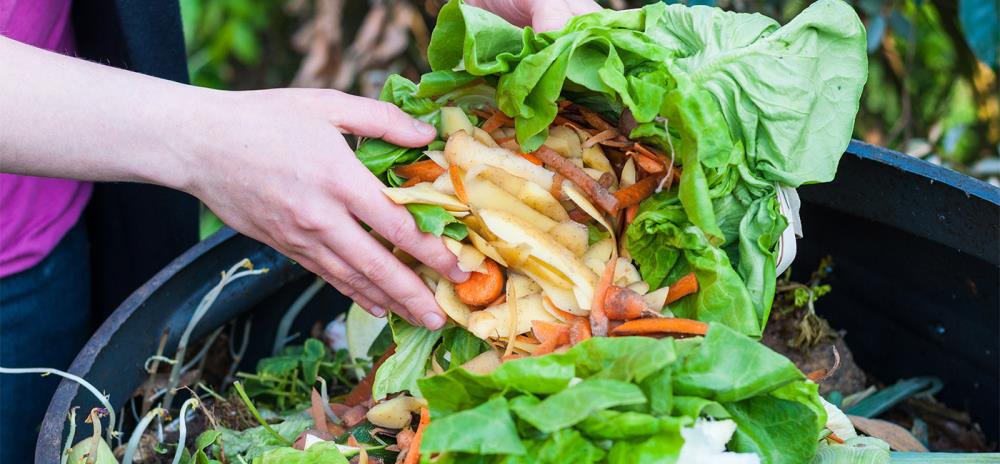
top-left (633, 151), bottom-right (665, 174)
top-left (664, 273), bottom-right (698, 304)
top-left (603, 285), bottom-right (648, 320)
top-left (575, 105), bottom-right (616, 132)
top-left (449, 165), bottom-right (468, 204)
top-left (568, 208), bottom-right (591, 224)
top-left (532, 337), bottom-right (561, 356)
top-left (400, 177), bottom-right (422, 188)
top-left (488, 292), bottom-right (507, 307)
top-left (481, 112), bottom-right (513, 133)
top-left (535, 146), bottom-right (620, 214)
top-left (394, 159), bottom-right (446, 182)
top-left (583, 129), bottom-right (621, 148)
top-left (550, 173), bottom-right (566, 200)
top-left (625, 205), bottom-right (639, 225)
top-left (404, 407), bottom-right (431, 464)
top-left (568, 316), bottom-right (592, 345)
top-left (590, 255), bottom-right (616, 337)
top-left (806, 369), bottom-right (828, 382)
top-left (613, 174), bottom-right (663, 209)
top-left (531, 320), bottom-right (569, 344)
top-left (502, 353), bottom-right (526, 362)
top-left (455, 259), bottom-right (504, 307)
top-left (520, 152), bottom-right (544, 166)
top-left (610, 317), bottom-right (708, 337)
top-left (345, 344), bottom-right (395, 406)
top-left (827, 432), bottom-right (845, 444)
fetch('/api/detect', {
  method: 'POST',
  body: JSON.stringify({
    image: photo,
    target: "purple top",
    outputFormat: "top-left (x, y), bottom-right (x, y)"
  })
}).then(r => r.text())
top-left (0, 0), bottom-right (92, 277)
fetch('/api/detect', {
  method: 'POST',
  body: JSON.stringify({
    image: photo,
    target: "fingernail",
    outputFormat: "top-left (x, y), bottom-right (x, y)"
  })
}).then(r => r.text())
top-left (450, 269), bottom-right (471, 283)
top-left (370, 306), bottom-right (386, 317)
top-left (421, 312), bottom-right (445, 329)
top-left (413, 120), bottom-right (437, 136)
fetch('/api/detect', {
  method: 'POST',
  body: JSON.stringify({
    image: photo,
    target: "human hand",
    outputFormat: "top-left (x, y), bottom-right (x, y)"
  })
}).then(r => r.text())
top-left (185, 89), bottom-right (469, 329)
top-left (468, 0), bottom-right (602, 32)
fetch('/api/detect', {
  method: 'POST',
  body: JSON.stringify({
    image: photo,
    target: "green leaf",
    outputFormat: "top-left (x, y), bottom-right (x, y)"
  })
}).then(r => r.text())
top-left (440, 326), bottom-right (490, 366)
top-left (724, 394), bottom-right (822, 464)
top-left (672, 324), bottom-right (804, 402)
top-left (355, 139), bottom-right (424, 178)
top-left (406, 204), bottom-right (469, 240)
top-left (421, 397), bottom-right (526, 455)
top-left (512, 378), bottom-right (647, 432)
top-left (534, 429), bottom-right (605, 463)
top-left (372, 318), bottom-right (443, 400)
top-left (576, 410), bottom-right (690, 440)
top-left (607, 432), bottom-right (684, 464)
top-left (250, 441), bottom-right (349, 464)
top-left (217, 416), bottom-right (312, 461)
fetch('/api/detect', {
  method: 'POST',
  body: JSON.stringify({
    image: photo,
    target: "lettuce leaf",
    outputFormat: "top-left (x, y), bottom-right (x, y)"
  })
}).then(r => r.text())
top-left (405, 204), bottom-right (469, 240)
top-left (421, 397), bottom-right (526, 455)
top-left (372, 316), bottom-right (442, 400)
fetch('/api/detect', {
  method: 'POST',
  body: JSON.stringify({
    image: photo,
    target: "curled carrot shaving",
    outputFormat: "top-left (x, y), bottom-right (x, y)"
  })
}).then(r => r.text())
top-left (664, 273), bottom-right (698, 305)
top-left (568, 316), bottom-right (592, 345)
top-left (583, 129), bottom-right (621, 148)
top-left (531, 320), bottom-right (569, 344)
top-left (481, 112), bottom-right (513, 133)
top-left (613, 174), bottom-right (663, 210)
top-left (603, 286), bottom-right (648, 320)
top-left (400, 177), bottom-right (422, 188)
top-left (574, 104), bottom-right (616, 132)
top-left (535, 146), bottom-right (620, 214)
top-left (625, 205), bottom-right (639, 225)
top-left (550, 173), bottom-right (566, 200)
top-left (310, 388), bottom-right (328, 434)
top-left (404, 407), bottom-right (431, 464)
top-left (394, 159), bottom-right (446, 182)
top-left (449, 165), bottom-right (468, 204)
top-left (827, 432), bottom-right (845, 444)
top-left (455, 259), bottom-right (504, 307)
top-left (633, 151), bottom-right (665, 174)
top-left (590, 254), bottom-right (617, 337)
top-left (520, 152), bottom-right (544, 166)
top-left (531, 337), bottom-right (562, 356)
top-left (610, 317), bottom-right (708, 337)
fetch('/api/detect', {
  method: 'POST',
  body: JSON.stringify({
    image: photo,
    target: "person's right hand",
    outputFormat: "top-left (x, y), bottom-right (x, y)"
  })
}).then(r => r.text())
top-left (183, 88), bottom-right (469, 329)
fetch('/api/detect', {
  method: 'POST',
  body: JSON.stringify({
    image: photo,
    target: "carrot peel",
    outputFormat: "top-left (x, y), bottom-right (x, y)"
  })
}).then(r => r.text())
top-left (603, 285), bottom-right (648, 320)
top-left (610, 317), bottom-right (708, 337)
top-left (394, 159), bottom-right (445, 183)
top-left (589, 254), bottom-right (616, 337)
top-left (455, 259), bottom-right (504, 307)
top-left (449, 165), bottom-right (469, 204)
top-left (664, 273), bottom-right (698, 305)
top-left (404, 407), bottom-right (431, 464)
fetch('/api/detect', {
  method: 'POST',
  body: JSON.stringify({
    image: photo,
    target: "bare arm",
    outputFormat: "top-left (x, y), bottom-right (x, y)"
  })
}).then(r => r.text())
top-left (0, 35), bottom-right (466, 329)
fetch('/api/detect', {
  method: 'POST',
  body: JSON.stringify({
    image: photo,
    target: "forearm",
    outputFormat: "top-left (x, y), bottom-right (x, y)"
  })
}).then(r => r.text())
top-left (0, 35), bottom-right (210, 190)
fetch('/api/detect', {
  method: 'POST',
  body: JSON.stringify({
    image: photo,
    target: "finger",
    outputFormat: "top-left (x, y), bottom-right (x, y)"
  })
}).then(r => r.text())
top-left (294, 248), bottom-right (419, 324)
top-left (531, 0), bottom-right (600, 32)
top-left (329, 94), bottom-right (437, 147)
top-left (346, 174), bottom-right (470, 284)
top-left (322, 221), bottom-right (447, 330)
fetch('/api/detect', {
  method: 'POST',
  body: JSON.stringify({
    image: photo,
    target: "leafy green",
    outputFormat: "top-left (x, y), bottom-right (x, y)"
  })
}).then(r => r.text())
top-left (422, 397), bottom-right (526, 455)
top-left (414, 328), bottom-right (822, 463)
top-left (724, 394), bottom-right (821, 464)
top-left (251, 442), bottom-right (349, 464)
top-left (240, 338), bottom-right (351, 410)
top-left (406, 204), bottom-right (469, 240)
top-left (355, 139), bottom-right (424, 178)
top-left (372, 317), bottom-right (443, 400)
top-left (217, 416), bottom-right (312, 461)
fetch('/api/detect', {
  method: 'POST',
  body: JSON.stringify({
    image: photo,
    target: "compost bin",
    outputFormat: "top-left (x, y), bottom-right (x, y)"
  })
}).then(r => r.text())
top-left (36, 141), bottom-right (999, 462)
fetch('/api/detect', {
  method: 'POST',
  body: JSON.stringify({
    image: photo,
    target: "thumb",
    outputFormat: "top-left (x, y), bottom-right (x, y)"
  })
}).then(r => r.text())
top-left (331, 94), bottom-right (437, 147)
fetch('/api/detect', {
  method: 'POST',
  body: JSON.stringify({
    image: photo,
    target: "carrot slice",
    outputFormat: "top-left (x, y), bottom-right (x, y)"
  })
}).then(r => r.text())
top-left (568, 316), bottom-right (592, 345)
top-left (613, 174), bottom-right (663, 209)
top-left (520, 152), bottom-right (544, 166)
top-left (535, 146), bottom-right (620, 214)
top-left (633, 151), bottom-right (665, 174)
top-left (664, 273), bottom-right (698, 304)
top-left (610, 317), bottom-right (709, 337)
top-left (400, 177), bottom-right (422, 188)
top-left (583, 129), bottom-right (620, 148)
top-left (404, 407), bottom-right (431, 464)
top-left (449, 165), bottom-right (468, 204)
top-left (454, 259), bottom-right (504, 307)
top-left (531, 320), bottom-right (570, 344)
top-left (625, 205), bottom-right (639, 225)
top-left (394, 159), bottom-right (446, 182)
top-left (481, 112), bottom-right (513, 133)
top-left (345, 344), bottom-right (396, 406)
top-left (603, 285), bottom-right (648, 320)
top-left (590, 254), bottom-right (616, 337)
top-left (531, 336), bottom-right (561, 356)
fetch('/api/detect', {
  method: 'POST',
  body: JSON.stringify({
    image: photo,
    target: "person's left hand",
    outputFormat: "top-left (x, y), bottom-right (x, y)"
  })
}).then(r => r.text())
top-left (468, 0), bottom-right (602, 32)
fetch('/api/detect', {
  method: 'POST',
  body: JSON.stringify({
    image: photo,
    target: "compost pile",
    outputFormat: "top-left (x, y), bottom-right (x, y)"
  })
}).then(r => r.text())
top-left (26, 1), bottom-right (995, 463)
